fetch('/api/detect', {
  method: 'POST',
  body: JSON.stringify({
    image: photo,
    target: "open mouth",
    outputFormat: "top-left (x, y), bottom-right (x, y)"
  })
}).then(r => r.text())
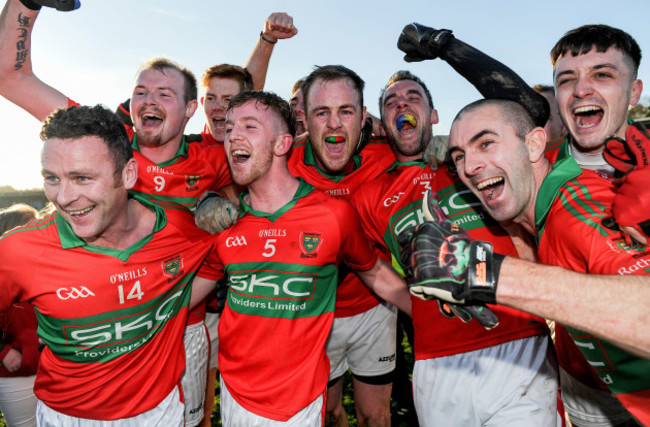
top-left (212, 117), bottom-right (225, 129)
top-left (69, 205), bottom-right (95, 218)
top-left (325, 136), bottom-right (346, 155)
top-left (396, 114), bottom-right (417, 132)
top-left (476, 177), bottom-right (504, 201)
top-left (573, 106), bottom-right (603, 129)
top-left (142, 113), bottom-right (163, 127)
top-left (231, 149), bottom-right (251, 165)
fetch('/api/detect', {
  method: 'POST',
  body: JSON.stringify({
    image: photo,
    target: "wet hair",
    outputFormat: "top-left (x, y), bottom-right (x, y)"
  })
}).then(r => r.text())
top-left (0, 203), bottom-right (39, 235)
top-left (551, 25), bottom-right (642, 77)
top-left (200, 64), bottom-right (254, 92)
top-left (40, 104), bottom-right (133, 176)
top-left (379, 70), bottom-right (435, 117)
top-left (300, 65), bottom-right (365, 113)
top-left (453, 98), bottom-right (535, 141)
top-left (227, 91), bottom-right (296, 137)
top-left (137, 57), bottom-right (198, 103)
top-left (532, 84), bottom-right (554, 95)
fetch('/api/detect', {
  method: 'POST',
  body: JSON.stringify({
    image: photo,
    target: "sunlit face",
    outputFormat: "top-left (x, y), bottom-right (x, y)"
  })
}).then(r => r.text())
top-left (381, 79), bottom-right (438, 161)
top-left (554, 47), bottom-right (642, 154)
top-left (224, 100), bottom-right (281, 187)
top-left (539, 91), bottom-right (567, 142)
top-left (202, 77), bottom-right (242, 143)
top-left (41, 136), bottom-right (135, 247)
top-left (130, 68), bottom-right (195, 148)
top-left (289, 88), bottom-right (307, 136)
top-left (305, 78), bottom-right (367, 175)
top-left (449, 105), bottom-right (536, 225)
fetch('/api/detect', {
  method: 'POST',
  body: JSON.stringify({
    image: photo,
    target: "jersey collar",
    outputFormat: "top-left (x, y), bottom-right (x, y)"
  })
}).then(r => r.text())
top-left (238, 178), bottom-right (315, 222)
top-left (57, 194), bottom-right (167, 261)
top-left (534, 155), bottom-right (583, 233)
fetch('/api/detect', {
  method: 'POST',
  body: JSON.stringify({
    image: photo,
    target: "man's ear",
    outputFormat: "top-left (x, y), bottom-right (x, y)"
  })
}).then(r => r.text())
top-left (274, 134), bottom-right (294, 157)
top-left (630, 79), bottom-right (643, 106)
top-left (122, 158), bottom-right (139, 190)
top-left (525, 127), bottom-right (547, 163)
top-left (186, 99), bottom-right (198, 119)
top-left (430, 108), bottom-right (439, 125)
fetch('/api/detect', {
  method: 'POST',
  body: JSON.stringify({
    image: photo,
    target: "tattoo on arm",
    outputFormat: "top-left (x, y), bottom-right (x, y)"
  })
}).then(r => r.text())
top-left (14, 13), bottom-right (31, 71)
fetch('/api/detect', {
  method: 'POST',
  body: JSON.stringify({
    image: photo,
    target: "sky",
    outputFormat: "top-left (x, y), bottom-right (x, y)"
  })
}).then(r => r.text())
top-left (1, 0), bottom-right (648, 189)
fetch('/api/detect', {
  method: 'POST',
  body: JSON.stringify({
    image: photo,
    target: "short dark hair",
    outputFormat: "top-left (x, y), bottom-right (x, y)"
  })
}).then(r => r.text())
top-left (138, 57), bottom-right (198, 103)
top-left (379, 70), bottom-right (434, 117)
top-left (532, 84), bottom-right (554, 95)
top-left (454, 98), bottom-right (535, 141)
top-left (0, 203), bottom-right (38, 235)
top-left (201, 64), bottom-right (254, 92)
top-left (300, 65), bottom-right (365, 113)
top-left (227, 91), bottom-right (296, 137)
top-left (551, 25), bottom-right (642, 77)
top-left (40, 105), bottom-right (133, 176)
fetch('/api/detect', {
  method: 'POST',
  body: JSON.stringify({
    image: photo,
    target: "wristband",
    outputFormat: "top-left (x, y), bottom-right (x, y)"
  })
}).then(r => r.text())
top-left (260, 31), bottom-right (277, 44)
top-left (19, 0), bottom-right (42, 10)
top-left (465, 241), bottom-right (502, 304)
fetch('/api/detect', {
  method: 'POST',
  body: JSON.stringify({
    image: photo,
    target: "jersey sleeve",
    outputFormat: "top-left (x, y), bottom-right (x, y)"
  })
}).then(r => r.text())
top-left (0, 235), bottom-right (28, 311)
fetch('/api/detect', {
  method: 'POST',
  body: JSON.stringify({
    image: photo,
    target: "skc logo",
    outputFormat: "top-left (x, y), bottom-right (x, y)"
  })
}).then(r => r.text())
top-left (56, 287), bottom-right (96, 300)
top-left (226, 236), bottom-right (248, 247)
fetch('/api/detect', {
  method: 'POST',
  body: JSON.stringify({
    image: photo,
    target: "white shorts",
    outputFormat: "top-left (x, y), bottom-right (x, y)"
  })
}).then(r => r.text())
top-left (326, 302), bottom-right (397, 381)
top-left (220, 378), bottom-right (324, 426)
top-left (204, 311), bottom-right (220, 370)
top-left (0, 375), bottom-right (37, 427)
top-left (413, 335), bottom-right (561, 427)
top-left (559, 368), bottom-right (634, 426)
top-left (182, 321), bottom-right (209, 426)
top-left (35, 385), bottom-right (184, 426)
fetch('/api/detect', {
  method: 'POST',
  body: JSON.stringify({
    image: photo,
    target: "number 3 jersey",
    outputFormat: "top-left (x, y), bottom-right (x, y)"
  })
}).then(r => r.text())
top-left (351, 161), bottom-right (549, 360)
top-left (209, 179), bottom-right (378, 421)
top-left (0, 197), bottom-right (219, 420)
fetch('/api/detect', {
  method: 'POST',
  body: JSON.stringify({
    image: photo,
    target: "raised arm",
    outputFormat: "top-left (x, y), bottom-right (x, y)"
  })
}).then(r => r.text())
top-left (244, 12), bottom-right (297, 91)
top-left (0, 0), bottom-right (69, 120)
top-left (398, 23), bottom-right (550, 127)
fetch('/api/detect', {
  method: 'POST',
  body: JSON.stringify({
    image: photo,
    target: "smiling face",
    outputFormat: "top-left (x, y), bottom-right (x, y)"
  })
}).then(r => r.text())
top-left (554, 47), bottom-right (642, 154)
top-left (202, 77), bottom-right (243, 143)
top-left (289, 88), bottom-right (307, 136)
top-left (381, 79), bottom-right (438, 161)
top-left (41, 136), bottom-right (136, 247)
top-left (224, 100), bottom-right (282, 187)
top-left (130, 68), bottom-right (196, 148)
top-left (449, 103), bottom-right (540, 227)
top-left (305, 78), bottom-right (367, 175)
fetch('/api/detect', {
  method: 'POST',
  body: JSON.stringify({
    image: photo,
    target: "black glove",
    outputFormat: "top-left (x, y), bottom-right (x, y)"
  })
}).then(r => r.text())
top-left (397, 23), bottom-right (453, 63)
top-left (401, 190), bottom-right (503, 305)
top-left (20, 0), bottom-right (80, 11)
top-left (438, 300), bottom-right (499, 330)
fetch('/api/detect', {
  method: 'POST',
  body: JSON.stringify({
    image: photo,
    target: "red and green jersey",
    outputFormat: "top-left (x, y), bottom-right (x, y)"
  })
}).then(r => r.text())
top-left (288, 136), bottom-right (395, 317)
top-left (214, 180), bottom-right (377, 421)
top-left (0, 196), bottom-right (220, 420)
top-left (128, 133), bottom-right (232, 212)
top-left (351, 160), bottom-right (548, 360)
top-left (536, 155), bottom-right (650, 424)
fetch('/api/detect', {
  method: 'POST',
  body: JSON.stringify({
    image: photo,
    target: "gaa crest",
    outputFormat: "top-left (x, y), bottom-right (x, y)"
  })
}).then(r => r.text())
top-left (300, 232), bottom-right (322, 258)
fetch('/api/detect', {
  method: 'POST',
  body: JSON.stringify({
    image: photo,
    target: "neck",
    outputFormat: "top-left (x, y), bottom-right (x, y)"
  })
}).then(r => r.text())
top-left (247, 165), bottom-right (300, 213)
top-left (137, 137), bottom-right (183, 165)
top-left (91, 199), bottom-right (156, 250)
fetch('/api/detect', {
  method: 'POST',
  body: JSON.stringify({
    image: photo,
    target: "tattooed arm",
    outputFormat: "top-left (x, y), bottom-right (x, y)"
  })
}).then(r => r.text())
top-left (0, 0), bottom-right (69, 121)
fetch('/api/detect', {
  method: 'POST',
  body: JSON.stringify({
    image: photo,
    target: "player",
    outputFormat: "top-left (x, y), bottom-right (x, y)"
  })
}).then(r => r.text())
top-left (287, 65), bottom-right (398, 426)
top-left (189, 90), bottom-right (412, 425)
top-left (0, 104), bottom-right (222, 425)
top-left (351, 63), bottom-right (560, 425)
top-left (414, 98), bottom-right (650, 424)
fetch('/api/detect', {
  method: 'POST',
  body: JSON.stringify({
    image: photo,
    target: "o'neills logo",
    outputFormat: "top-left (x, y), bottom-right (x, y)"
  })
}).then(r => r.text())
top-left (618, 257), bottom-right (650, 275)
top-left (300, 232), bottom-right (322, 258)
top-left (162, 255), bottom-right (184, 279)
